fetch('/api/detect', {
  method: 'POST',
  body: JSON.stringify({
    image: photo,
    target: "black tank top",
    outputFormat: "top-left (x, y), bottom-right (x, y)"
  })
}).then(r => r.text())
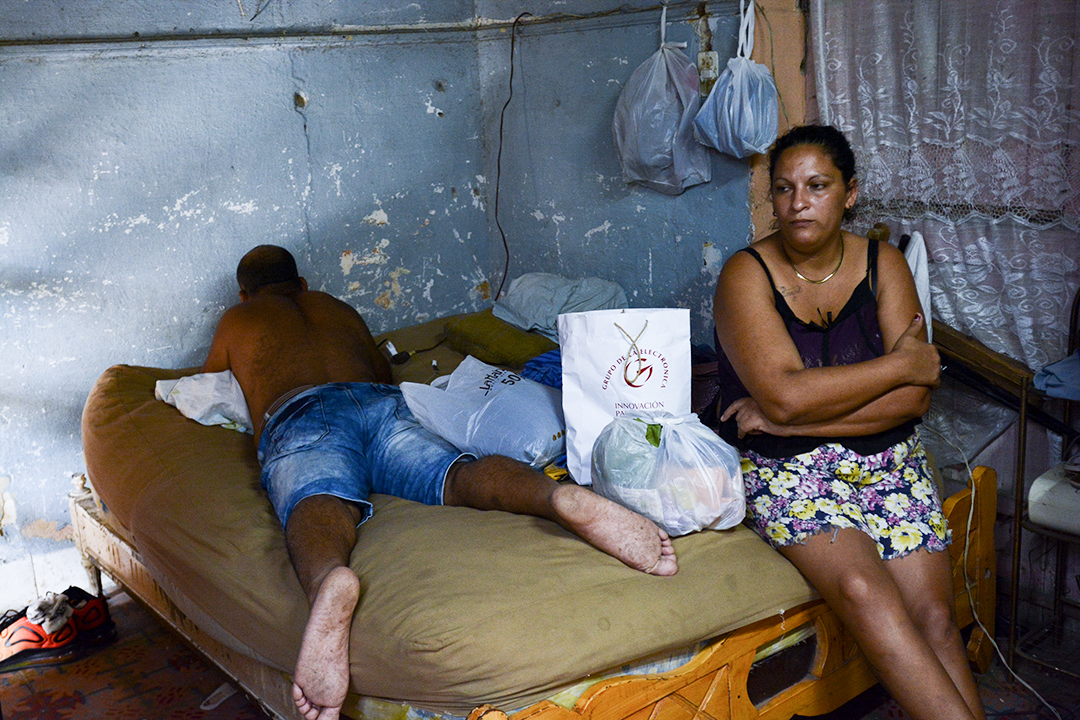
top-left (714, 240), bottom-right (918, 458)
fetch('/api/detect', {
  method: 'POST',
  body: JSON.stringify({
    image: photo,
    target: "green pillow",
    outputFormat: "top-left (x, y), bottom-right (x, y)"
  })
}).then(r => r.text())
top-left (444, 309), bottom-right (557, 368)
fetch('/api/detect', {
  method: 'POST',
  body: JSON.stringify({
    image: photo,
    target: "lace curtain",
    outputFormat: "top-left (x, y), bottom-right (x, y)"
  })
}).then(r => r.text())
top-left (807, 0), bottom-right (1080, 468)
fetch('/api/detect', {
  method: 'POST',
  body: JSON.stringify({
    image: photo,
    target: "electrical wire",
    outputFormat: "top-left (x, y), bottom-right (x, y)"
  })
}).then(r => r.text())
top-left (490, 3), bottom-right (722, 301)
top-left (1, 3), bottom-right (709, 50)
top-left (492, 11), bottom-right (532, 302)
top-left (922, 424), bottom-right (1064, 720)
top-left (376, 337), bottom-right (446, 364)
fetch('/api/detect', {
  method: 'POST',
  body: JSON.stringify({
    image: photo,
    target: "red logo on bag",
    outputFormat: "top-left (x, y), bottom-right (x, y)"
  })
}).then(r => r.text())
top-left (601, 319), bottom-right (671, 393)
top-left (623, 354), bottom-right (653, 387)
top-left (603, 348), bottom-right (669, 391)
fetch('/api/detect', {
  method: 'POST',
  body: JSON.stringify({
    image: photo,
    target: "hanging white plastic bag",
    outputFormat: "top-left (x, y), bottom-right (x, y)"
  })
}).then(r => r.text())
top-left (693, 0), bottom-right (778, 158)
top-left (559, 308), bottom-right (692, 484)
top-left (612, 7), bottom-right (711, 195)
top-left (592, 413), bottom-right (745, 537)
top-left (400, 356), bottom-right (565, 468)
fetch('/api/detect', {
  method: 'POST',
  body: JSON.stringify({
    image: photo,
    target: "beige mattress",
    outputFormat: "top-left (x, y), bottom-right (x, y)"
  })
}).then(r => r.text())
top-left (81, 312), bottom-right (818, 716)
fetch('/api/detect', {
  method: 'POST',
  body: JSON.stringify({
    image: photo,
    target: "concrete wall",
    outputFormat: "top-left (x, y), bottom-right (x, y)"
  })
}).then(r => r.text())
top-left (475, 5), bottom-right (747, 329)
top-left (0, 0), bottom-right (750, 608)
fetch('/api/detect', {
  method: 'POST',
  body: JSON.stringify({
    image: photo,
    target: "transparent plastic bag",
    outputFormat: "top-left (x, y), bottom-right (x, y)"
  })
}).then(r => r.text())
top-left (693, 0), bottom-right (778, 158)
top-left (612, 7), bottom-right (711, 195)
top-left (591, 413), bottom-right (745, 537)
top-left (400, 356), bottom-right (565, 468)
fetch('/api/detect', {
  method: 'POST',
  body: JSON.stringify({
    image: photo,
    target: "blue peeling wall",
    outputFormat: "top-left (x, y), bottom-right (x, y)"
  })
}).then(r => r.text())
top-left (0, 0), bottom-right (749, 605)
top-left (476, 3), bottom-right (746, 332)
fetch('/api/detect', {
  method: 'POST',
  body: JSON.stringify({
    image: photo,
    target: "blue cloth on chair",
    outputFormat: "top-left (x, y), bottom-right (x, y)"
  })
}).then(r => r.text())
top-left (1034, 350), bottom-right (1080, 400)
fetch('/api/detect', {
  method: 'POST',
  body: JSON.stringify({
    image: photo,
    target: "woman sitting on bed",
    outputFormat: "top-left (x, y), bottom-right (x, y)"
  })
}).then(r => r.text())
top-left (712, 125), bottom-right (986, 720)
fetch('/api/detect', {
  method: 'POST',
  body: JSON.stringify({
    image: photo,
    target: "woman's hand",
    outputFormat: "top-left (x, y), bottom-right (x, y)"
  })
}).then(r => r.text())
top-left (890, 314), bottom-right (941, 388)
top-left (721, 397), bottom-right (786, 438)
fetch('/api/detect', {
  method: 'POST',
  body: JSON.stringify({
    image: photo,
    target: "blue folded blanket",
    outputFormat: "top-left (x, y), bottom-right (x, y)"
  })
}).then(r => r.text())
top-left (1034, 350), bottom-right (1080, 400)
top-left (522, 349), bottom-right (562, 389)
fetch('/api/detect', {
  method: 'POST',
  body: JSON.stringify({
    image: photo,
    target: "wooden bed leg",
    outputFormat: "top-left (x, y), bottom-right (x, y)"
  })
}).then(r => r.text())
top-left (81, 554), bottom-right (104, 596)
top-left (965, 467), bottom-right (997, 675)
top-left (966, 627), bottom-right (994, 675)
top-left (943, 466), bottom-right (998, 676)
top-left (68, 473), bottom-right (104, 596)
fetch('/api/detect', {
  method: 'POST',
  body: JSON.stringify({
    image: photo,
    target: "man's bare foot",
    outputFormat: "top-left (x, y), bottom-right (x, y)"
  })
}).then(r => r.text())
top-left (550, 484), bottom-right (678, 576)
top-left (292, 566), bottom-right (361, 720)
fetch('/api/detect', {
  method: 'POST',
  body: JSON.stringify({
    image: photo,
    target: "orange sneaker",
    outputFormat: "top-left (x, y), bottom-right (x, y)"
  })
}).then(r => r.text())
top-left (61, 586), bottom-right (117, 648)
top-left (0, 604), bottom-right (80, 673)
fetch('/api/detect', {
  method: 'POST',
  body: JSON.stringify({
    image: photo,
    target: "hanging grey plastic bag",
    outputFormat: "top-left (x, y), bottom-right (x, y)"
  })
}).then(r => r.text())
top-left (693, 0), bottom-right (778, 158)
top-left (612, 7), bottom-right (711, 195)
top-left (592, 413), bottom-right (745, 537)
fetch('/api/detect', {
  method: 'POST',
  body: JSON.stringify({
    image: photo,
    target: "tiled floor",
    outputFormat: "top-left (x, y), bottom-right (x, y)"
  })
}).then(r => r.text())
top-left (2, 589), bottom-right (1079, 720)
top-left (806, 656), bottom-right (1080, 719)
top-left (0, 590), bottom-right (265, 720)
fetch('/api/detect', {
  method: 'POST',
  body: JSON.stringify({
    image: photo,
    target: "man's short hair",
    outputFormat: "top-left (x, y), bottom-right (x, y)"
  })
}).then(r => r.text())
top-left (236, 245), bottom-right (301, 294)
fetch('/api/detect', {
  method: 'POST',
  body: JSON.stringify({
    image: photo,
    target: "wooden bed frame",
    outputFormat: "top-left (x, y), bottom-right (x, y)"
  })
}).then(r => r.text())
top-left (68, 465), bottom-right (997, 720)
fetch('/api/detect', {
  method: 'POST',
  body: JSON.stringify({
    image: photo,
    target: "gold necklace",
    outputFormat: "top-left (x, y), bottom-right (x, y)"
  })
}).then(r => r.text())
top-left (789, 237), bottom-right (844, 284)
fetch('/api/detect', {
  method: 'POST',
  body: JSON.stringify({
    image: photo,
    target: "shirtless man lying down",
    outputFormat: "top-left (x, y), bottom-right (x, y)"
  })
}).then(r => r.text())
top-left (201, 245), bottom-right (678, 720)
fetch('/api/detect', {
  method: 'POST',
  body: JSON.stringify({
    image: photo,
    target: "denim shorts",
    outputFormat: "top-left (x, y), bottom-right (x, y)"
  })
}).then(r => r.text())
top-left (257, 383), bottom-right (473, 529)
top-left (741, 432), bottom-right (950, 561)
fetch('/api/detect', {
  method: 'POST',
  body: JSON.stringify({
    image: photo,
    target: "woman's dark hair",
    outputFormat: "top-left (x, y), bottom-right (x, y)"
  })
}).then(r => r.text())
top-left (768, 125), bottom-right (857, 185)
top-left (236, 245), bottom-right (301, 294)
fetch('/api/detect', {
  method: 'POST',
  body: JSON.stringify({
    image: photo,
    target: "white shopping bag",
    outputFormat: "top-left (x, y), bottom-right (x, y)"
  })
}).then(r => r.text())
top-left (558, 308), bottom-right (692, 484)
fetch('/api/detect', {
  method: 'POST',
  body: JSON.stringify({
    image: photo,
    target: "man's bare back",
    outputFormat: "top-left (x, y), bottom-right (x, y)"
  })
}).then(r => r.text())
top-left (203, 246), bottom-right (676, 720)
top-left (201, 288), bottom-right (391, 440)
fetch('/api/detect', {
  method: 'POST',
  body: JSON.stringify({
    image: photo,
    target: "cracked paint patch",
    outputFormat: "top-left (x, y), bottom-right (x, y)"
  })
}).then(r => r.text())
top-left (154, 188), bottom-right (211, 230)
top-left (465, 268), bottom-right (490, 301)
top-left (468, 176), bottom-right (487, 211)
top-left (702, 241), bottom-right (725, 279)
top-left (425, 97), bottom-right (445, 118)
top-left (91, 212), bottom-right (152, 235)
top-left (327, 163), bottom-right (344, 196)
top-left (697, 292), bottom-right (716, 327)
top-left (19, 280), bottom-right (98, 315)
top-left (20, 518), bottom-right (73, 542)
top-left (224, 200), bottom-right (258, 215)
top-left (584, 221), bottom-right (612, 241)
top-left (341, 240), bottom-right (391, 275)
top-left (364, 208), bottom-right (389, 226)
top-left (0, 476), bottom-right (16, 532)
top-left (374, 267), bottom-right (410, 309)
